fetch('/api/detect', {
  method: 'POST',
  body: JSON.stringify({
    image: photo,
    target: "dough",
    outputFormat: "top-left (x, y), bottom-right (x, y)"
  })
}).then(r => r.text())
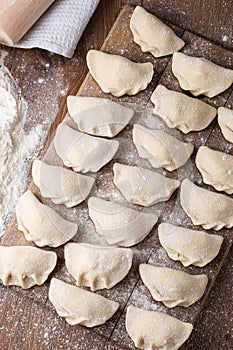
top-left (126, 305), bottom-right (193, 350)
top-left (158, 223), bottom-right (223, 267)
top-left (54, 123), bottom-right (119, 173)
top-left (139, 264), bottom-right (208, 307)
top-left (130, 6), bottom-right (184, 57)
top-left (113, 163), bottom-right (180, 206)
top-left (49, 278), bottom-right (119, 327)
top-left (0, 246), bottom-right (57, 289)
top-left (16, 190), bottom-right (78, 247)
top-left (151, 84), bottom-right (216, 133)
top-left (86, 50), bottom-right (153, 97)
top-left (88, 197), bottom-right (158, 247)
top-left (172, 52), bottom-right (233, 97)
top-left (32, 160), bottom-right (95, 207)
top-left (180, 178), bottom-right (233, 230)
top-left (133, 124), bottom-right (194, 171)
top-left (65, 242), bottom-right (133, 291)
top-left (218, 106), bottom-right (233, 143)
top-left (196, 146), bottom-right (233, 194)
top-left (67, 96), bottom-right (134, 137)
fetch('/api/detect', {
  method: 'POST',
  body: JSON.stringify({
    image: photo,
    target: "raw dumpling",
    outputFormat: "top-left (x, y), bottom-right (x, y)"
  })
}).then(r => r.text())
top-left (151, 84), bottom-right (216, 133)
top-left (32, 160), bottom-right (95, 207)
top-left (126, 305), bottom-right (193, 350)
top-left (88, 197), bottom-right (158, 247)
top-left (218, 106), bottom-right (233, 143)
top-left (196, 146), bottom-right (233, 194)
top-left (130, 6), bottom-right (184, 57)
top-left (172, 52), bottom-right (233, 97)
top-left (65, 242), bottom-right (133, 291)
top-left (113, 163), bottom-right (180, 206)
top-left (16, 190), bottom-right (78, 247)
top-left (158, 223), bottom-right (223, 267)
top-left (180, 178), bottom-right (233, 230)
top-left (139, 264), bottom-right (208, 307)
top-left (133, 124), bottom-right (194, 171)
top-left (86, 50), bottom-right (153, 97)
top-left (54, 123), bottom-right (119, 173)
top-left (0, 246), bottom-right (57, 289)
top-left (67, 96), bottom-right (134, 137)
top-left (49, 278), bottom-right (119, 327)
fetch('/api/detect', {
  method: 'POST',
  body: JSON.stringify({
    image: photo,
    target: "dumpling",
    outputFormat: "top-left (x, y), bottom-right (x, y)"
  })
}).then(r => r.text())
top-left (133, 124), bottom-right (194, 171)
top-left (64, 242), bottom-right (133, 291)
top-left (32, 160), bottom-right (95, 207)
top-left (113, 163), bottom-right (180, 206)
top-left (86, 50), bottom-right (153, 97)
top-left (67, 96), bottom-right (134, 137)
top-left (49, 278), bottom-right (119, 327)
top-left (88, 197), bottom-right (158, 247)
top-left (16, 190), bottom-right (78, 247)
top-left (218, 106), bottom-right (233, 143)
top-left (158, 223), bottom-right (223, 267)
top-left (130, 6), bottom-right (184, 57)
top-left (151, 85), bottom-right (216, 133)
top-left (172, 52), bottom-right (233, 97)
top-left (180, 178), bottom-right (233, 230)
top-left (139, 264), bottom-right (208, 307)
top-left (196, 146), bottom-right (233, 194)
top-left (54, 123), bottom-right (119, 173)
top-left (0, 246), bottom-right (57, 289)
top-left (126, 305), bottom-right (193, 350)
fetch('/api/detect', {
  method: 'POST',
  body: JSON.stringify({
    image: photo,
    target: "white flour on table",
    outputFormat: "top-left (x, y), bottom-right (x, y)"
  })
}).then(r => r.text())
top-left (0, 53), bottom-right (44, 236)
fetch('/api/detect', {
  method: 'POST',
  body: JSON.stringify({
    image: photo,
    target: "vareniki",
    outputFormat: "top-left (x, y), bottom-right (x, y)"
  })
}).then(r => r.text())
top-left (130, 6), bottom-right (184, 57)
top-left (16, 190), bottom-right (78, 247)
top-left (54, 123), bottom-right (119, 173)
top-left (32, 160), bottom-right (95, 207)
top-left (196, 146), bottom-right (233, 194)
top-left (172, 52), bottom-right (233, 97)
top-left (126, 305), bottom-right (193, 350)
top-left (113, 162), bottom-right (180, 206)
top-left (49, 278), bottom-right (119, 327)
top-left (86, 50), bottom-right (153, 97)
top-left (88, 197), bottom-right (158, 247)
top-left (158, 223), bottom-right (223, 267)
top-left (65, 243), bottom-right (133, 291)
top-left (139, 264), bottom-right (208, 307)
top-left (67, 96), bottom-right (134, 137)
top-left (180, 178), bottom-right (233, 230)
top-left (218, 106), bottom-right (233, 143)
top-left (0, 246), bottom-right (57, 289)
top-left (133, 124), bottom-right (194, 171)
top-left (151, 84), bottom-right (216, 133)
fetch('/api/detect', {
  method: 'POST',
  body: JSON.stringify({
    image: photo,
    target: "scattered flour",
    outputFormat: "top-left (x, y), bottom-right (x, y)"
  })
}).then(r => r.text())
top-left (0, 53), bottom-right (45, 235)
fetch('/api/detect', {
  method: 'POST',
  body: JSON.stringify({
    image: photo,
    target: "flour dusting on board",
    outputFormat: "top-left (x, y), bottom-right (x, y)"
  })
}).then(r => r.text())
top-left (0, 52), bottom-right (45, 235)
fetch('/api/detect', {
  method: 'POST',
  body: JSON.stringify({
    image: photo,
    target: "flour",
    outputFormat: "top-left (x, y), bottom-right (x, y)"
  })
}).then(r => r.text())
top-left (0, 53), bottom-right (45, 235)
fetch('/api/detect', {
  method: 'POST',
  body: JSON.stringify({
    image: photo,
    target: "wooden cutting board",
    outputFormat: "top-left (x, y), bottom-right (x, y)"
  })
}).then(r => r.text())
top-left (1, 5), bottom-right (233, 349)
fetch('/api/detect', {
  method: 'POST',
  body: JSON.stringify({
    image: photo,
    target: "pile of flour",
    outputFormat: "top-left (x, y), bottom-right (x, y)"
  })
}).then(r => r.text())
top-left (0, 53), bottom-right (44, 235)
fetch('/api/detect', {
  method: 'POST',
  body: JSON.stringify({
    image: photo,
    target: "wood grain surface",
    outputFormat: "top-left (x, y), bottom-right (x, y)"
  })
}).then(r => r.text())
top-left (0, 1), bottom-right (233, 349)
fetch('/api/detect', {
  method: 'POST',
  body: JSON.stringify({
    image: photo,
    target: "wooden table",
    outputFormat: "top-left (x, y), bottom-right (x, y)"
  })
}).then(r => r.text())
top-left (0, 1), bottom-right (232, 349)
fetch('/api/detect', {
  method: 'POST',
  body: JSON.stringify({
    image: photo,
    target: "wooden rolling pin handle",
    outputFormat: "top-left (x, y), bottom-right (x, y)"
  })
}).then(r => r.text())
top-left (0, 0), bottom-right (55, 46)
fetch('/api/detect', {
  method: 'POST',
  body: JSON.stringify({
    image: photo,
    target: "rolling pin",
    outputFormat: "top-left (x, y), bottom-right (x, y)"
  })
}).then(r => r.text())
top-left (0, 0), bottom-right (55, 46)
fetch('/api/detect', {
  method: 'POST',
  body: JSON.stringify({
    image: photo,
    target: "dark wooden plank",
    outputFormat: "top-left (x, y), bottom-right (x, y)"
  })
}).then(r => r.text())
top-left (0, 287), bottom-right (110, 350)
top-left (110, 1), bottom-right (233, 51)
top-left (0, 3), bottom-right (233, 350)
top-left (186, 245), bottom-right (233, 349)
top-left (138, 0), bottom-right (233, 51)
